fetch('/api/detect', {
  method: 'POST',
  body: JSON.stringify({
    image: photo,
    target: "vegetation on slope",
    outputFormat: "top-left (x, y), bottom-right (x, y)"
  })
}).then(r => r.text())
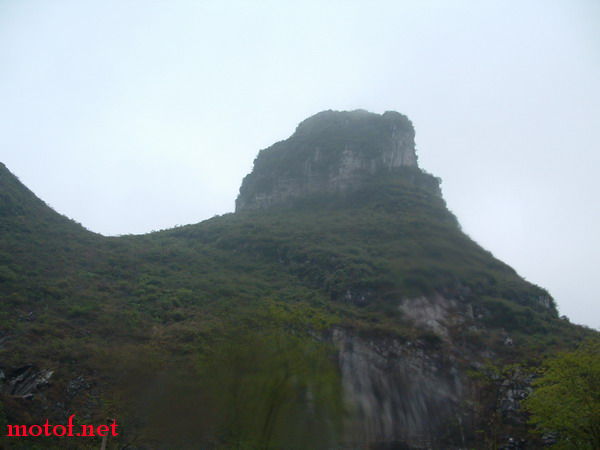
top-left (524, 339), bottom-right (600, 449)
top-left (0, 162), bottom-right (596, 448)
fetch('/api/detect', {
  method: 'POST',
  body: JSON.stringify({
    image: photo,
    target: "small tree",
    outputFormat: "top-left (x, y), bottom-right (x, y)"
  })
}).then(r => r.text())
top-left (197, 326), bottom-right (345, 449)
top-left (524, 339), bottom-right (600, 449)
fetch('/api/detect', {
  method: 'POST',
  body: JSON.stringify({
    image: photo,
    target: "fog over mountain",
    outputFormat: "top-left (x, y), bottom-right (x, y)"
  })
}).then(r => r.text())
top-left (1, 0), bottom-right (598, 330)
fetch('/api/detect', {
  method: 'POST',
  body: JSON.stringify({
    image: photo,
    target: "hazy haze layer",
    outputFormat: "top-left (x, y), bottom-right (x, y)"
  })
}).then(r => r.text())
top-left (1, 0), bottom-right (598, 328)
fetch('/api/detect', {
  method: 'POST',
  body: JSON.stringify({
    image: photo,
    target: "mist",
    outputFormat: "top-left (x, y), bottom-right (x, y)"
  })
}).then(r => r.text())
top-left (1, 0), bottom-right (598, 329)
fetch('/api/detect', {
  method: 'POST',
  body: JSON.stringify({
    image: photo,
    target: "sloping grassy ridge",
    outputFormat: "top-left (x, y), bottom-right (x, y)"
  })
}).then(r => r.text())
top-left (0, 162), bottom-right (595, 448)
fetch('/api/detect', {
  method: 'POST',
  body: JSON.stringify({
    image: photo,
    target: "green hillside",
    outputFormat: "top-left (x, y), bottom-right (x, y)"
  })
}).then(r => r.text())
top-left (0, 112), bottom-right (596, 449)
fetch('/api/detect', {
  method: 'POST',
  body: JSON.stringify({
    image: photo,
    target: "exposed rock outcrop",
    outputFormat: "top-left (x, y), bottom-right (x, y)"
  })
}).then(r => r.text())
top-left (332, 328), bottom-right (467, 448)
top-left (1, 365), bottom-right (53, 398)
top-left (236, 110), bottom-right (433, 211)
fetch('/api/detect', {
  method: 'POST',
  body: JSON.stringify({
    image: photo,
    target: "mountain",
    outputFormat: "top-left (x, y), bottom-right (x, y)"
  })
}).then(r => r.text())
top-left (236, 110), bottom-right (424, 211)
top-left (0, 111), bottom-right (596, 449)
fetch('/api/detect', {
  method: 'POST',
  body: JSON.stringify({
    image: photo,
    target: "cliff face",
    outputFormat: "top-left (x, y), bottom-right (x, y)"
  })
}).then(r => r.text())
top-left (236, 110), bottom-right (427, 211)
top-left (333, 327), bottom-right (465, 447)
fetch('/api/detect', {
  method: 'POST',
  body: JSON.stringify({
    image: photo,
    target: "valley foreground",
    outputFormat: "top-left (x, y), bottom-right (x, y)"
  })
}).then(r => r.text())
top-left (0, 110), bottom-right (597, 449)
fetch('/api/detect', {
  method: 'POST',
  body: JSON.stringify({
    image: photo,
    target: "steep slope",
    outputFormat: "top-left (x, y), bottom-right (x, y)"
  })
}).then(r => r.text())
top-left (0, 112), bottom-right (596, 449)
top-left (233, 110), bottom-right (554, 315)
top-left (0, 162), bottom-right (98, 272)
top-left (0, 163), bottom-right (104, 335)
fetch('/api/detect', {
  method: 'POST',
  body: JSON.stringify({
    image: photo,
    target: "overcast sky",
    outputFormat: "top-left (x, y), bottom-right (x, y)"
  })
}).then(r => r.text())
top-left (1, 0), bottom-right (598, 330)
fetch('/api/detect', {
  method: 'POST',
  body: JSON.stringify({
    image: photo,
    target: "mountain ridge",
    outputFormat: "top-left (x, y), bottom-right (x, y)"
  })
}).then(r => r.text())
top-left (0, 111), bottom-right (596, 448)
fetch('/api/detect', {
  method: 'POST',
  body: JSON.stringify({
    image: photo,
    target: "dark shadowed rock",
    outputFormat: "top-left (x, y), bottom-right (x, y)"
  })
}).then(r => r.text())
top-left (1, 365), bottom-right (53, 398)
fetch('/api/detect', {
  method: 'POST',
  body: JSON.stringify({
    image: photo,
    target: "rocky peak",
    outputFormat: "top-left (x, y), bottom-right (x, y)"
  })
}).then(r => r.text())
top-left (235, 110), bottom-right (422, 212)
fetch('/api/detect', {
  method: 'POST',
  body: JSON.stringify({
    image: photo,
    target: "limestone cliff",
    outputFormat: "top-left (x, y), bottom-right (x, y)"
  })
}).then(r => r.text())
top-left (236, 110), bottom-right (433, 211)
top-left (232, 109), bottom-right (563, 448)
top-left (332, 327), bottom-right (466, 447)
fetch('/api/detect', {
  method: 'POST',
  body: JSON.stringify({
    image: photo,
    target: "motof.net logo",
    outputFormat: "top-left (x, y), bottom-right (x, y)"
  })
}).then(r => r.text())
top-left (5, 415), bottom-right (118, 438)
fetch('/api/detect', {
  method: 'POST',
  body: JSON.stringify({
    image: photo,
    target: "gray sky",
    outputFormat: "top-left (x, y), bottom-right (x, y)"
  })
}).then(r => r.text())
top-left (1, 0), bottom-right (599, 330)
